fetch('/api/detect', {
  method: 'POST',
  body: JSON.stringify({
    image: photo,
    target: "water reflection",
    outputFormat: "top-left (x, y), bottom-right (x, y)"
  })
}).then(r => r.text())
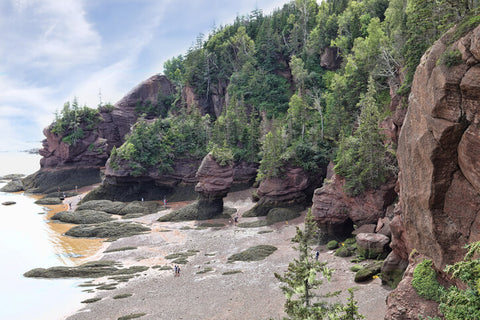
top-left (0, 187), bottom-right (105, 319)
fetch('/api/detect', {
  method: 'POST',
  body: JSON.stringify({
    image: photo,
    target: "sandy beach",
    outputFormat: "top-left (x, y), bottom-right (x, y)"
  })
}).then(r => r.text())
top-left (62, 188), bottom-right (391, 320)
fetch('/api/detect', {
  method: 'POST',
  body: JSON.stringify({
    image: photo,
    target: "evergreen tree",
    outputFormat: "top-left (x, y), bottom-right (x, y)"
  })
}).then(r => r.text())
top-left (275, 210), bottom-right (364, 319)
top-left (334, 76), bottom-right (391, 195)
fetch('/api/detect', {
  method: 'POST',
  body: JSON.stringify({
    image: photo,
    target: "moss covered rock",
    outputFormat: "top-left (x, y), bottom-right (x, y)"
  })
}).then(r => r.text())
top-left (335, 246), bottom-right (354, 257)
top-left (35, 197), bottom-right (63, 205)
top-left (77, 200), bottom-right (126, 214)
top-left (51, 210), bottom-right (114, 224)
top-left (158, 201), bottom-right (235, 222)
top-left (24, 260), bottom-right (149, 278)
top-left (354, 260), bottom-right (383, 282)
top-left (327, 240), bottom-right (339, 250)
top-left (65, 221), bottom-right (150, 240)
top-left (227, 245), bottom-right (277, 262)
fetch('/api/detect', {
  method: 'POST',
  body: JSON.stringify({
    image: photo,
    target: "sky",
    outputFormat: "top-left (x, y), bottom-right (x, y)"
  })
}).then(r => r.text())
top-left (0, 0), bottom-right (292, 152)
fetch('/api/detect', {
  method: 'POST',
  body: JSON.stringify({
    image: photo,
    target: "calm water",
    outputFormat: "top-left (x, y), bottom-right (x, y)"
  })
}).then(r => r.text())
top-left (0, 151), bottom-right (96, 320)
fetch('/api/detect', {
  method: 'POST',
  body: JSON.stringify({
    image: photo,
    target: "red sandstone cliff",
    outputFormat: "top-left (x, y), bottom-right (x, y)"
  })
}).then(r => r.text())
top-left (385, 24), bottom-right (480, 319)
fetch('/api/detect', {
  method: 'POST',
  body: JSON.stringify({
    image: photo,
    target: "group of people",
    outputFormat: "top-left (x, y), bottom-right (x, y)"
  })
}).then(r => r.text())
top-left (173, 265), bottom-right (181, 276)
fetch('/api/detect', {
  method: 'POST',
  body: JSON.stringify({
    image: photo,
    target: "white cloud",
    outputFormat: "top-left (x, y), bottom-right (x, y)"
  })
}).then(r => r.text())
top-left (0, 0), bottom-right (101, 74)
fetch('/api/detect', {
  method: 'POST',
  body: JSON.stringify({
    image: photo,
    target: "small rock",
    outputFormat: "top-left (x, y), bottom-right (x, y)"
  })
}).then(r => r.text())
top-left (2, 201), bottom-right (16, 206)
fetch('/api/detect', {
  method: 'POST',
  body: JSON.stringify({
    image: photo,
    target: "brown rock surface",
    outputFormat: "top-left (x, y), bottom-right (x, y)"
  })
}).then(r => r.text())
top-left (384, 253), bottom-right (443, 320)
top-left (195, 154), bottom-right (233, 198)
top-left (311, 173), bottom-right (396, 236)
top-left (320, 47), bottom-right (342, 70)
top-left (397, 25), bottom-right (480, 269)
top-left (108, 74), bottom-right (175, 146)
top-left (356, 233), bottom-right (390, 255)
top-left (257, 166), bottom-right (309, 203)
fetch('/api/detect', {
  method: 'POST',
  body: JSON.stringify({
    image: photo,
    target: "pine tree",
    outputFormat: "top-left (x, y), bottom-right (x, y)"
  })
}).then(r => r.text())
top-left (274, 210), bottom-right (340, 319)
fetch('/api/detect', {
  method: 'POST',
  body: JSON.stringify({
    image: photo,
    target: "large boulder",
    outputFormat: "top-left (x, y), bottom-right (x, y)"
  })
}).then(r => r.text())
top-left (397, 25), bottom-right (480, 270)
top-left (356, 233), bottom-right (391, 259)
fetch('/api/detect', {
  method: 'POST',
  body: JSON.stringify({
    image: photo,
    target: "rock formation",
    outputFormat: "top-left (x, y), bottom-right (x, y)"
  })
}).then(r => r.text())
top-left (320, 47), bottom-right (342, 70)
top-left (395, 25), bottom-right (480, 270)
top-left (385, 24), bottom-right (480, 318)
top-left (246, 165), bottom-right (323, 217)
top-left (194, 153), bottom-right (234, 219)
top-left (19, 75), bottom-right (175, 194)
top-left (311, 162), bottom-right (396, 239)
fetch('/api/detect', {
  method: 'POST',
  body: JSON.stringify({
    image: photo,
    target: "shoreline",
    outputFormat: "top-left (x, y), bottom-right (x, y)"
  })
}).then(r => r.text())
top-left (56, 188), bottom-right (391, 320)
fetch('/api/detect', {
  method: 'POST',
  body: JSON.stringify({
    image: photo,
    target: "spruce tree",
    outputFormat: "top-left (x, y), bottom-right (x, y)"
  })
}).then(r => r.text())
top-left (275, 210), bottom-right (340, 319)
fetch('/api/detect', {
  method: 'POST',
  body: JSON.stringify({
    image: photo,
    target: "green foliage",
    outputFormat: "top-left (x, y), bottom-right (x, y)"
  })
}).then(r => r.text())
top-left (257, 127), bottom-right (285, 181)
top-left (411, 259), bottom-right (445, 302)
top-left (275, 210), bottom-right (364, 319)
top-left (334, 77), bottom-right (394, 196)
top-left (437, 49), bottom-right (463, 67)
top-left (112, 110), bottom-right (210, 176)
top-left (51, 98), bottom-right (102, 145)
top-left (327, 240), bottom-right (339, 250)
top-left (209, 145), bottom-right (234, 167)
top-left (440, 241), bottom-right (480, 320)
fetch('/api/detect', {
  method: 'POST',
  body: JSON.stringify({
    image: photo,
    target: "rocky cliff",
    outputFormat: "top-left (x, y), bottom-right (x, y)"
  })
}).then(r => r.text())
top-left (385, 23), bottom-right (480, 319)
top-left (13, 75), bottom-right (175, 194)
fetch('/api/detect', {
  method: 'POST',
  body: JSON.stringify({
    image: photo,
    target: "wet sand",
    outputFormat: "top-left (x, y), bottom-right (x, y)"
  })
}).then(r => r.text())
top-left (63, 188), bottom-right (391, 320)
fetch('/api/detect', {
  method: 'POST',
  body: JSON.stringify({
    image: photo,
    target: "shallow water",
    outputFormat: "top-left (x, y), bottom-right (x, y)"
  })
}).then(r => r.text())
top-left (0, 152), bottom-right (103, 320)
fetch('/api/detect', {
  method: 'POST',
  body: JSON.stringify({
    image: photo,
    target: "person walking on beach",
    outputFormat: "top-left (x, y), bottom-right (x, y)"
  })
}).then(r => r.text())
top-left (174, 265), bottom-right (178, 276)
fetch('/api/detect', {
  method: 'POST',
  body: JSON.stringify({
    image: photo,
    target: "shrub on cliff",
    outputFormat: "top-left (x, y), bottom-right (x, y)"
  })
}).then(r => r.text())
top-left (51, 98), bottom-right (102, 145)
top-left (411, 259), bottom-right (445, 302)
top-left (440, 241), bottom-right (480, 319)
top-left (111, 109), bottom-right (210, 175)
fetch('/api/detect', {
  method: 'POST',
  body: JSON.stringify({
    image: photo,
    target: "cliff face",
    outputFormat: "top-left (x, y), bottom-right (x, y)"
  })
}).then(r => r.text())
top-left (395, 25), bottom-right (480, 270)
top-left (39, 74), bottom-right (174, 170)
top-left (384, 24), bottom-right (480, 320)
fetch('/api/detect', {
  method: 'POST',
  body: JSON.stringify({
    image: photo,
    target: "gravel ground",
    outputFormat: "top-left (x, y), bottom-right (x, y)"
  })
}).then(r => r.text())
top-left (66, 189), bottom-right (391, 320)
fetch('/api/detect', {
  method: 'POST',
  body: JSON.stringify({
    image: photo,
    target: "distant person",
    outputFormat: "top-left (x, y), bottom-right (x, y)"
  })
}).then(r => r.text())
top-left (174, 265), bottom-right (178, 276)
top-left (163, 196), bottom-right (167, 206)
top-left (234, 215), bottom-right (238, 225)
top-left (315, 251), bottom-right (319, 261)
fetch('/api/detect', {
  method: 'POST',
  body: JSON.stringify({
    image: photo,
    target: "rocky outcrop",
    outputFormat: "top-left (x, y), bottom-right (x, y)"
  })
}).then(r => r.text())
top-left (384, 24), bottom-right (480, 319)
top-left (320, 47), bottom-right (342, 70)
top-left (396, 25), bottom-right (480, 270)
top-left (246, 165), bottom-right (323, 217)
top-left (24, 75), bottom-right (175, 193)
top-left (194, 153), bottom-right (234, 219)
top-left (106, 74), bottom-right (175, 147)
top-left (311, 163), bottom-right (396, 238)
top-left (384, 253), bottom-right (443, 320)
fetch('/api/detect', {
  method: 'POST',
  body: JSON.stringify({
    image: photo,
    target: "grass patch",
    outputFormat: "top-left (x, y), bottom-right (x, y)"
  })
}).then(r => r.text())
top-left (180, 226), bottom-right (192, 230)
top-left (204, 253), bottom-right (216, 257)
top-left (118, 313), bottom-right (146, 320)
top-left (81, 297), bottom-right (102, 304)
top-left (228, 245), bottom-right (277, 262)
top-left (108, 275), bottom-right (135, 282)
top-left (113, 293), bottom-right (133, 299)
top-left (196, 267), bottom-right (214, 274)
top-left (222, 270), bottom-right (243, 275)
top-left (105, 246), bottom-right (137, 253)
top-left (158, 229), bottom-right (172, 232)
